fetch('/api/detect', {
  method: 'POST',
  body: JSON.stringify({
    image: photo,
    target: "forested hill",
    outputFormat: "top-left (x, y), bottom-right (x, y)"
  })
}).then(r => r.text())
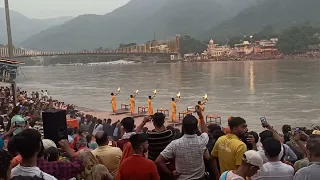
top-left (20, 0), bottom-right (256, 51)
top-left (204, 0), bottom-right (320, 41)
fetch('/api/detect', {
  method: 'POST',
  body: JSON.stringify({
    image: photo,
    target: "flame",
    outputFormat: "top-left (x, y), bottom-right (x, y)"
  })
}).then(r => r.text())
top-left (203, 93), bottom-right (208, 100)
top-left (135, 90), bottom-right (139, 94)
top-left (177, 92), bottom-right (181, 98)
top-left (116, 87), bottom-right (121, 92)
top-left (153, 89), bottom-right (157, 94)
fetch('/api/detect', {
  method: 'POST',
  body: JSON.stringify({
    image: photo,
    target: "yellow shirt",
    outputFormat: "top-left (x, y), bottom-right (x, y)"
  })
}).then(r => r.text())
top-left (211, 134), bottom-right (247, 174)
top-left (92, 145), bottom-right (122, 177)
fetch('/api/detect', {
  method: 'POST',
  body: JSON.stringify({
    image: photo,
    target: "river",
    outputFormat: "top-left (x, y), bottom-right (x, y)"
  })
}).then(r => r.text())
top-left (16, 59), bottom-right (320, 130)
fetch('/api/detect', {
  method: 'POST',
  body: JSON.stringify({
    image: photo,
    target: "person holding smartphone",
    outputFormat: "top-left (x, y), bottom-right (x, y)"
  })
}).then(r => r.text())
top-left (10, 106), bottom-right (27, 136)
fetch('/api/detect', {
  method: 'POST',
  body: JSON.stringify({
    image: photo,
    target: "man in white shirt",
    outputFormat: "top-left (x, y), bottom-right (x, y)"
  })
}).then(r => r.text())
top-left (11, 129), bottom-right (57, 180)
top-left (220, 150), bottom-right (264, 180)
top-left (92, 119), bottom-right (103, 136)
top-left (156, 114), bottom-right (209, 180)
top-left (294, 134), bottom-right (320, 180)
top-left (252, 138), bottom-right (294, 180)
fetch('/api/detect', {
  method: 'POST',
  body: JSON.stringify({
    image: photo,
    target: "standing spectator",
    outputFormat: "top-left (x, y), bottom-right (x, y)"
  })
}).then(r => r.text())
top-left (117, 117), bottom-right (136, 150)
top-left (252, 138), bottom-right (294, 180)
top-left (92, 119), bottom-right (103, 136)
top-left (86, 134), bottom-right (98, 150)
top-left (75, 137), bottom-right (90, 154)
top-left (113, 121), bottom-right (121, 141)
top-left (0, 150), bottom-right (13, 180)
top-left (116, 133), bottom-right (160, 180)
top-left (282, 125), bottom-right (291, 143)
top-left (11, 129), bottom-right (57, 180)
top-left (220, 150), bottom-right (263, 180)
top-left (10, 106), bottom-right (26, 136)
top-left (156, 113), bottom-right (209, 180)
top-left (92, 131), bottom-right (122, 177)
top-left (103, 118), bottom-right (113, 137)
top-left (38, 139), bottom-right (84, 180)
top-left (147, 113), bottom-right (173, 161)
top-left (78, 149), bottom-right (113, 180)
top-left (294, 134), bottom-right (320, 180)
top-left (211, 117), bottom-right (248, 179)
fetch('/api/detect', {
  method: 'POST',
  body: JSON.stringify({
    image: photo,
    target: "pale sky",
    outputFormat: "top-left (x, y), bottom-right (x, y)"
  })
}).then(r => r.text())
top-left (0, 0), bottom-right (131, 19)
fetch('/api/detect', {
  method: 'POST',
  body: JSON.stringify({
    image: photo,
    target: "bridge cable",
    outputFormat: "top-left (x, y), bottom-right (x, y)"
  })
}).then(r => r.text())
top-left (18, 67), bottom-right (27, 80)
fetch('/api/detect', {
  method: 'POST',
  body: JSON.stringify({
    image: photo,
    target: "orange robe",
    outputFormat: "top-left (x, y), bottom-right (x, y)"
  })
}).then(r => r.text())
top-left (130, 97), bottom-right (135, 114)
top-left (148, 99), bottom-right (153, 115)
top-left (112, 95), bottom-right (116, 112)
top-left (172, 101), bottom-right (177, 122)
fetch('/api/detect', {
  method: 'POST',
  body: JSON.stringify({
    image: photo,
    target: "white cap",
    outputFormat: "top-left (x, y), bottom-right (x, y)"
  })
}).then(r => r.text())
top-left (42, 139), bottom-right (57, 150)
top-left (243, 150), bottom-right (263, 168)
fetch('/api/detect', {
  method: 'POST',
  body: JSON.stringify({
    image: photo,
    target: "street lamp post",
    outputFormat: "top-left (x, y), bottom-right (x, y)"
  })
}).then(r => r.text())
top-left (4, 0), bottom-right (17, 106)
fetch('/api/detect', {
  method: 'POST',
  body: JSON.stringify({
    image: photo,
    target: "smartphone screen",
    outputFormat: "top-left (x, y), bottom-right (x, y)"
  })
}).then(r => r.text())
top-left (260, 117), bottom-right (268, 127)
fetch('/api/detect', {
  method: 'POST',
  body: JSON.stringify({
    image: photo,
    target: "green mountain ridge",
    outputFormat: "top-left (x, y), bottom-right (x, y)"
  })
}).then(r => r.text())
top-left (0, 8), bottom-right (73, 45)
top-left (20, 0), bottom-right (255, 52)
top-left (204, 0), bottom-right (320, 41)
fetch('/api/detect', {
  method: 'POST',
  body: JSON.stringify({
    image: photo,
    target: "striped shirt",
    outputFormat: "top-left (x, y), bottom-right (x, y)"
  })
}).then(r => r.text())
top-left (147, 129), bottom-right (173, 161)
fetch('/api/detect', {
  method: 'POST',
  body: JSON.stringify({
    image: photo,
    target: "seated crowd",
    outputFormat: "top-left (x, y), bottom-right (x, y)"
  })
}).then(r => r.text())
top-left (0, 88), bottom-right (319, 180)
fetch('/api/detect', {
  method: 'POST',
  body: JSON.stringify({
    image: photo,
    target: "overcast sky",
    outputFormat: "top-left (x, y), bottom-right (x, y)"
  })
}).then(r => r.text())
top-left (0, 0), bottom-right (131, 19)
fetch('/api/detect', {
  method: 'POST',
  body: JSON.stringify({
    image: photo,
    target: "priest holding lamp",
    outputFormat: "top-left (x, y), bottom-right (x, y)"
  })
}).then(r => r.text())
top-left (130, 90), bottom-right (139, 115)
top-left (148, 89), bottom-right (157, 115)
top-left (171, 92), bottom-right (180, 122)
top-left (110, 87), bottom-right (121, 112)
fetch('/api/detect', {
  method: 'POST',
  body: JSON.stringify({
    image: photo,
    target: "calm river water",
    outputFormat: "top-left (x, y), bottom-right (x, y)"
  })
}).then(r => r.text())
top-left (16, 59), bottom-right (320, 130)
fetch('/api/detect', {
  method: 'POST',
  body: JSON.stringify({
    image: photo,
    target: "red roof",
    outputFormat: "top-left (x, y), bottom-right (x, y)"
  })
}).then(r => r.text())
top-left (0, 58), bottom-right (24, 65)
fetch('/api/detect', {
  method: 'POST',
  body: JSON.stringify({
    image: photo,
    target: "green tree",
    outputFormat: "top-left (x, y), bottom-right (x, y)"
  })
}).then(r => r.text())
top-left (179, 35), bottom-right (207, 55)
top-left (277, 25), bottom-right (320, 54)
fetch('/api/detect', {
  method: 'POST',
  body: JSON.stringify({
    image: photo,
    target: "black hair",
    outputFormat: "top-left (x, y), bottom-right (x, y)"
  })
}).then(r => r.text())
top-left (174, 128), bottom-right (181, 139)
top-left (129, 134), bottom-right (147, 150)
top-left (7, 136), bottom-right (18, 157)
top-left (86, 134), bottom-right (92, 144)
top-left (107, 119), bottom-right (112, 124)
top-left (0, 150), bottom-right (12, 180)
top-left (182, 115), bottom-right (198, 135)
top-left (97, 119), bottom-right (103, 124)
top-left (282, 125), bottom-right (291, 134)
top-left (198, 101), bottom-right (201, 105)
top-left (95, 131), bottom-right (108, 146)
top-left (44, 147), bottom-right (59, 162)
top-left (208, 124), bottom-right (221, 134)
top-left (228, 117), bottom-right (246, 130)
top-left (262, 137), bottom-right (281, 158)
top-left (130, 95), bottom-right (133, 98)
top-left (15, 129), bottom-right (42, 159)
top-left (142, 127), bottom-right (148, 133)
top-left (172, 98), bottom-right (175, 101)
top-left (306, 134), bottom-right (320, 157)
top-left (152, 113), bottom-right (165, 127)
top-left (212, 130), bottom-right (225, 140)
top-left (111, 93), bottom-right (114, 96)
top-left (121, 117), bottom-right (135, 132)
top-left (148, 96), bottom-right (152, 99)
top-left (248, 131), bottom-right (259, 143)
top-left (259, 130), bottom-right (273, 143)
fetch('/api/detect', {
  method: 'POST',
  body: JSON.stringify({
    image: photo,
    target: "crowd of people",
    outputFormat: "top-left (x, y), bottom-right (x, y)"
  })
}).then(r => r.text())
top-left (0, 87), bottom-right (319, 180)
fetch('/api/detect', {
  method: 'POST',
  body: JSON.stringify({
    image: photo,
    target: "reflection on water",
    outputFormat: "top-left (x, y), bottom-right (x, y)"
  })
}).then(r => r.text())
top-left (16, 59), bottom-right (320, 130)
top-left (249, 61), bottom-right (255, 94)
